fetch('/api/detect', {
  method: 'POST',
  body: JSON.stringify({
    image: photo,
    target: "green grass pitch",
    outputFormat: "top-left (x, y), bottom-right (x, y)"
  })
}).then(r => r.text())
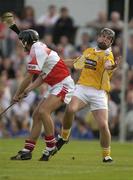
top-left (0, 139), bottom-right (133, 180)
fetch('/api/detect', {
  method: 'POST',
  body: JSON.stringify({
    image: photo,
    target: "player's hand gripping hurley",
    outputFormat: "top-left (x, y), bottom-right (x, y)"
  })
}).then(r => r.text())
top-left (2, 12), bottom-right (20, 35)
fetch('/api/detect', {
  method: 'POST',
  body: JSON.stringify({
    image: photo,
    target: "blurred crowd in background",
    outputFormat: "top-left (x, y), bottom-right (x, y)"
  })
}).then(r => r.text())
top-left (0, 4), bottom-right (133, 140)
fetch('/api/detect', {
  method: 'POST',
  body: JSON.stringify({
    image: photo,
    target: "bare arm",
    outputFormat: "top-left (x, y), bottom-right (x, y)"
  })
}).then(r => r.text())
top-left (19, 74), bottom-right (44, 99)
top-left (13, 72), bottom-right (33, 102)
top-left (63, 56), bottom-right (85, 70)
top-left (104, 56), bottom-right (121, 70)
top-left (25, 75), bottom-right (43, 93)
top-left (63, 59), bottom-right (75, 68)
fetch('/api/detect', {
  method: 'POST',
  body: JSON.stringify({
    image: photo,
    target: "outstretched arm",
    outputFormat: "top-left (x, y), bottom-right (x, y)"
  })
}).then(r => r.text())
top-left (64, 55), bottom-right (85, 70)
top-left (63, 59), bottom-right (75, 68)
top-left (104, 56), bottom-right (121, 70)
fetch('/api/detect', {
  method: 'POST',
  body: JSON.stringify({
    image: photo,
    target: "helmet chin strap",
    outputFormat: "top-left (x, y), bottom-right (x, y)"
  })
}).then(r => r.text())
top-left (20, 40), bottom-right (27, 48)
top-left (22, 41), bottom-right (30, 52)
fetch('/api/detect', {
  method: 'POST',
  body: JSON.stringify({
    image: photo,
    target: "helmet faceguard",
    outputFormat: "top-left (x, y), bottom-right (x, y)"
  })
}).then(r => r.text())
top-left (18, 29), bottom-right (39, 51)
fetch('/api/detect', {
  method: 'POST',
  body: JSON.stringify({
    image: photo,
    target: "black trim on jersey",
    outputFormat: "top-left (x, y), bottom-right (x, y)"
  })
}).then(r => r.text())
top-left (84, 59), bottom-right (97, 70)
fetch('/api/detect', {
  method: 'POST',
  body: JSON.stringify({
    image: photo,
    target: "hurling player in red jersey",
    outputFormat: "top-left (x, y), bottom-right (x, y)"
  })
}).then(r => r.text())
top-left (10, 29), bottom-right (74, 161)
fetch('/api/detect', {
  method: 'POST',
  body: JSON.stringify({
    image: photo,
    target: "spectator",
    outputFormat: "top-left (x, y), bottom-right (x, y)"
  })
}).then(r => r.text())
top-left (0, 84), bottom-right (10, 113)
top-left (76, 32), bottom-right (92, 53)
top-left (110, 73), bottom-right (122, 105)
top-left (126, 32), bottom-right (133, 69)
top-left (112, 45), bottom-right (121, 59)
top-left (108, 97), bottom-right (119, 137)
top-left (126, 90), bottom-right (133, 112)
top-left (37, 5), bottom-right (59, 34)
top-left (11, 101), bottom-right (30, 134)
top-left (72, 120), bottom-right (94, 140)
top-left (0, 17), bottom-right (11, 57)
top-left (0, 119), bottom-right (9, 138)
top-left (11, 40), bottom-right (27, 72)
top-left (57, 35), bottom-right (75, 58)
top-left (129, 17), bottom-right (133, 29)
top-left (9, 69), bottom-right (25, 97)
top-left (53, 7), bottom-right (75, 44)
top-left (9, 118), bottom-right (30, 137)
top-left (87, 11), bottom-right (108, 31)
top-left (125, 110), bottom-right (133, 140)
top-left (0, 58), bottom-right (15, 79)
top-left (42, 34), bottom-right (56, 50)
top-left (107, 11), bottom-right (123, 38)
top-left (128, 77), bottom-right (133, 91)
top-left (125, 90), bottom-right (133, 140)
top-left (0, 73), bottom-right (11, 108)
top-left (20, 6), bottom-right (36, 30)
top-left (115, 36), bottom-right (123, 52)
top-left (0, 17), bottom-right (6, 40)
top-left (0, 81), bottom-right (11, 135)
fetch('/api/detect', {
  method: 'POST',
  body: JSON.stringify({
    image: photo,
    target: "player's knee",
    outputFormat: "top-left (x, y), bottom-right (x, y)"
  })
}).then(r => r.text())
top-left (38, 106), bottom-right (49, 117)
top-left (67, 104), bottom-right (77, 114)
top-left (99, 122), bottom-right (109, 131)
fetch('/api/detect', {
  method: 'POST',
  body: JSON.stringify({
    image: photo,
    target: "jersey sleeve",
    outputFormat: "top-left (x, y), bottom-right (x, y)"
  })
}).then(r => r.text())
top-left (82, 48), bottom-right (90, 57)
top-left (27, 44), bottom-right (48, 74)
top-left (104, 51), bottom-right (115, 78)
top-left (104, 51), bottom-right (115, 65)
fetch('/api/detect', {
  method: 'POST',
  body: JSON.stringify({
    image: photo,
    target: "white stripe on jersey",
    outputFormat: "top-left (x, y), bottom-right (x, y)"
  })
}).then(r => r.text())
top-left (29, 42), bottom-right (60, 75)
top-left (42, 51), bottom-right (60, 74)
top-left (32, 42), bottom-right (48, 70)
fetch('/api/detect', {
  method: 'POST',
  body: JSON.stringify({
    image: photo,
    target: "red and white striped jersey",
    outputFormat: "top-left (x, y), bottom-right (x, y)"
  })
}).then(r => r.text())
top-left (27, 42), bottom-right (70, 86)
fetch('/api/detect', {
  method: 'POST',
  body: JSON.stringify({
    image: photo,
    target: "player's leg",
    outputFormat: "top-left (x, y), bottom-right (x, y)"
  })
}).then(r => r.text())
top-left (62, 84), bottom-right (88, 140)
top-left (29, 104), bottom-right (43, 141)
top-left (56, 95), bottom-right (87, 150)
top-left (10, 99), bottom-right (44, 160)
top-left (38, 94), bottom-right (63, 161)
top-left (89, 88), bottom-right (112, 162)
top-left (92, 109), bottom-right (112, 162)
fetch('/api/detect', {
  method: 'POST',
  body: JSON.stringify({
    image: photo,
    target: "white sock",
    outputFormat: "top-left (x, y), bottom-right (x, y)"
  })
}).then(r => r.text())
top-left (46, 146), bottom-right (56, 151)
top-left (22, 148), bottom-right (30, 152)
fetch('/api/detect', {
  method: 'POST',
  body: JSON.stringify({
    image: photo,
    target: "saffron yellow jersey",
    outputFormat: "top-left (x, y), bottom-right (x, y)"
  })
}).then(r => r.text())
top-left (77, 47), bottom-right (115, 92)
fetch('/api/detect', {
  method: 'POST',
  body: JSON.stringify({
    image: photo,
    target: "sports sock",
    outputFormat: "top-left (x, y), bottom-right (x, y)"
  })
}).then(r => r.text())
top-left (102, 147), bottom-right (111, 158)
top-left (44, 135), bottom-right (56, 151)
top-left (61, 128), bottom-right (71, 141)
top-left (22, 139), bottom-right (36, 152)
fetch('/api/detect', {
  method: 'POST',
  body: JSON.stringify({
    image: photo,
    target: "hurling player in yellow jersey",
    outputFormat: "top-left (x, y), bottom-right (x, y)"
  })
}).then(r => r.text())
top-left (56, 28), bottom-right (120, 162)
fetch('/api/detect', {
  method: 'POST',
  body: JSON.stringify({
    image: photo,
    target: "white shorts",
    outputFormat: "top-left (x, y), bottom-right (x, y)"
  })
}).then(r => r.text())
top-left (44, 76), bottom-right (75, 104)
top-left (74, 84), bottom-right (108, 111)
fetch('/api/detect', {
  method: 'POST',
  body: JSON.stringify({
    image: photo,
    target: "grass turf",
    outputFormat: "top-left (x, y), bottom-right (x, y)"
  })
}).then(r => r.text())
top-left (0, 139), bottom-right (133, 180)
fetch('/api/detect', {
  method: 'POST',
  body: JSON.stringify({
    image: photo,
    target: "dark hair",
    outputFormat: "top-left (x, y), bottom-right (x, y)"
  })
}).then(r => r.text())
top-left (60, 7), bottom-right (68, 12)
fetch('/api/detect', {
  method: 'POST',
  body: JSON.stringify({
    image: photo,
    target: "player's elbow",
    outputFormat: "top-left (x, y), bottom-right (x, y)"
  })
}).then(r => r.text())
top-left (64, 60), bottom-right (74, 68)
